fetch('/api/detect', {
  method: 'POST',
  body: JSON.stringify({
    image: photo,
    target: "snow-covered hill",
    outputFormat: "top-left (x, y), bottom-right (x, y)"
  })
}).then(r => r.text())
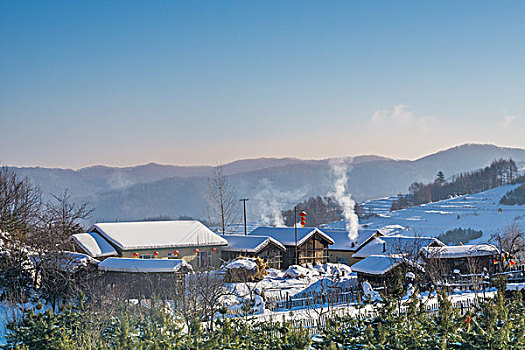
top-left (325, 184), bottom-right (525, 243)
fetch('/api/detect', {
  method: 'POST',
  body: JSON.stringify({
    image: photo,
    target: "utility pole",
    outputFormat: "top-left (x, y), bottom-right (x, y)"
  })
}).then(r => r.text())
top-left (294, 206), bottom-right (298, 265)
top-left (239, 198), bottom-right (249, 235)
top-left (294, 207), bottom-right (307, 265)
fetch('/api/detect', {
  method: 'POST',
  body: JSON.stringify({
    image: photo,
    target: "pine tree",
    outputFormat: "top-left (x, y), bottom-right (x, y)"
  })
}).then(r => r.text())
top-left (435, 171), bottom-right (446, 185)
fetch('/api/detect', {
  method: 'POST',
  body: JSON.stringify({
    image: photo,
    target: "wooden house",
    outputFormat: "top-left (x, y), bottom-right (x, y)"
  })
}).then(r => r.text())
top-left (422, 244), bottom-right (500, 275)
top-left (322, 229), bottom-right (383, 265)
top-left (350, 235), bottom-right (444, 287)
top-left (221, 234), bottom-right (286, 269)
top-left (248, 227), bottom-right (334, 268)
top-left (353, 235), bottom-right (445, 260)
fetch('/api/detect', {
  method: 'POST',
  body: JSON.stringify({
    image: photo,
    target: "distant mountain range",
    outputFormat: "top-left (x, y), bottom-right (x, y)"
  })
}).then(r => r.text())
top-left (9, 144), bottom-right (525, 224)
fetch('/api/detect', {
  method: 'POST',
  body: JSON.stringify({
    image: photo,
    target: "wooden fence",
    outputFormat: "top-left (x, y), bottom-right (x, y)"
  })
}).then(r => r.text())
top-left (259, 293), bottom-right (491, 336)
top-left (265, 287), bottom-right (361, 312)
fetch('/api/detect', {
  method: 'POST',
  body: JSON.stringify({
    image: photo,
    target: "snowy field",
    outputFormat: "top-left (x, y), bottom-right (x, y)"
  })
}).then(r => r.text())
top-left (325, 184), bottom-right (525, 243)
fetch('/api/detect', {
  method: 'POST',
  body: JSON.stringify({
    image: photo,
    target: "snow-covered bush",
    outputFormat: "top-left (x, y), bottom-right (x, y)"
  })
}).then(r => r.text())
top-left (222, 256), bottom-right (268, 282)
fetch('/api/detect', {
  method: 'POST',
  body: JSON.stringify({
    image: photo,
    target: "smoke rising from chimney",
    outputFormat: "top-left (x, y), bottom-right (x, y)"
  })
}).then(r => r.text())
top-left (254, 178), bottom-right (306, 227)
top-left (329, 159), bottom-right (359, 241)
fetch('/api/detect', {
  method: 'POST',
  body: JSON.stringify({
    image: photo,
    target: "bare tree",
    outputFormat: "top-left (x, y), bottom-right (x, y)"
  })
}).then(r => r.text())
top-left (304, 271), bottom-right (343, 324)
top-left (171, 273), bottom-right (205, 335)
top-left (423, 247), bottom-right (447, 291)
top-left (206, 165), bottom-right (238, 234)
top-left (0, 166), bottom-right (41, 243)
top-left (491, 221), bottom-right (524, 263)
top-left (194, 271), bottom-right (228, 331)
top-left (388, 232), bottom-right (428, 288)
top-left (465, 252), bottom-right (483, 292)
top-left (35, 190), bottom-right (93, 251)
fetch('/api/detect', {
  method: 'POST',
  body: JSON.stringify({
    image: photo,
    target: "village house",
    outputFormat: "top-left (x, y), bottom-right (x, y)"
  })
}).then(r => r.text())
top-left (350, 235), bottom-right (444, 286)
top-left (352, 235), bottom-right (445, 260)
top-left (422, 244), bottom-right (500, 275)
top-left (72, 220), bottom-right (227, 269)
top-left (248, 227), bottom-right (334, 268)
top-left (322, 229), bottom-right (383, 265)
top-left (351, 255), bottom-right (424, 288)
top-left (221, 234), bottom-right (286, 269)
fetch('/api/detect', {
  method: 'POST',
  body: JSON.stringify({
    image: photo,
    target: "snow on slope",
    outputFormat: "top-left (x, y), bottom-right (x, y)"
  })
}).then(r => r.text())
top-left (360, 195), bottom-right (398, 215)
top-left (325, 184), bottom-right (525, 243)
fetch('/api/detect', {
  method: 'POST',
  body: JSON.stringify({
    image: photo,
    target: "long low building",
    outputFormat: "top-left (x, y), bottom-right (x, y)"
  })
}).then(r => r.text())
top-left (72, 220), bottom-right (227, 268)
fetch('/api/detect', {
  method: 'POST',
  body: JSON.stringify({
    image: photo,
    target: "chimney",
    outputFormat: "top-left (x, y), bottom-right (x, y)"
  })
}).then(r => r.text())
top-left (383, 242), bottom-right (386, 253)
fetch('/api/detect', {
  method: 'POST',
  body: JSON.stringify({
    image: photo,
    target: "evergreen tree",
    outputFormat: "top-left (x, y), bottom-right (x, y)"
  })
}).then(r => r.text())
top-left (435, 171), bottom-right (446, 185)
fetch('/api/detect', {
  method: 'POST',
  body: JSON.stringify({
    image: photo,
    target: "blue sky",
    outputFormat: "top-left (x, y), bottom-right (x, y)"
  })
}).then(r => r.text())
top-left (1, 1), bottom-right (524, 168)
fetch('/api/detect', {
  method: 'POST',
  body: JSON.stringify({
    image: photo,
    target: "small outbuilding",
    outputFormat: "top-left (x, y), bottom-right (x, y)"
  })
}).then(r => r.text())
top-left (352, 255), bottom-right (423, 288)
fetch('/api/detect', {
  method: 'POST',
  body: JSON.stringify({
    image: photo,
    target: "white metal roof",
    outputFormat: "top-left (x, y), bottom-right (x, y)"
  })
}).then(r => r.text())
top-left (91, 220), bottom-right (228, 251)
top-left (98, 257), bottom-right (192, 273)
top-left (72, 232), bottom-right (118, 258)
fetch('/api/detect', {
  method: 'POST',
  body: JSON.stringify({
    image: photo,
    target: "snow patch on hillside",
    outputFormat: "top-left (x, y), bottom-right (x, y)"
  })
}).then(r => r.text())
top-left (326, 184), bottom-right (525, 243)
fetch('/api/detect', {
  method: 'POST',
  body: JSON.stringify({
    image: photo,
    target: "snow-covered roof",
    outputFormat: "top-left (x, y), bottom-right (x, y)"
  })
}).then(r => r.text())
top-left (223, 258), bottom-right (258, 270)
top-left (322, 229), bottom-right (380, 252)
top-left (98, 257), bottom-right (192, 273)
top-left (248, 227), bottom-right (334, 246)
top-left (222, 234), bottom-right (285, 253)
top-left (351, 255), bottom-right (403, 275)
top-left (72, 232), bottom-right (118, 258)
top-left (31, 251), bottom-right (99, 273)
top-left (423, 244), bottom-right (499, 259)
top-left (353, 235), bottom-right (443, 259)
top-left (91, 221), bottom-right (228, 251)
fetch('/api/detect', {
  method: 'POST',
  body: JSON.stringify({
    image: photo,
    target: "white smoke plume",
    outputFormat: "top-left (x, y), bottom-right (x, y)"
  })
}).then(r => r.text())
top-left (328, 159), bottom-right (359, 241)
top-left (253, 178), bottom-right (306, 227)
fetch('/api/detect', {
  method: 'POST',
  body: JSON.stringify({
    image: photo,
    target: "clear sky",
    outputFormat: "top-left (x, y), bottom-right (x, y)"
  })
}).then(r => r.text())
top-left (1, 1), bottom-right (524, 168)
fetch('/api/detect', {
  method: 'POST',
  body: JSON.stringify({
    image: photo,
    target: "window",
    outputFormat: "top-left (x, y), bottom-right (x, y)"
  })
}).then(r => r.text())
top-left (198, 251), bottom-right (211, 267)
top-left (139, 254), bottom-right (154, 259)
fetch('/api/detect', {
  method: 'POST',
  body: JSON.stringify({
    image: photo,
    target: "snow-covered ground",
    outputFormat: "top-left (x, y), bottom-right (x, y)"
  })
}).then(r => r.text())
top-left (220, 263), bottom-right (357, 315)
top-left (326, 184), bottom-right (525, 243)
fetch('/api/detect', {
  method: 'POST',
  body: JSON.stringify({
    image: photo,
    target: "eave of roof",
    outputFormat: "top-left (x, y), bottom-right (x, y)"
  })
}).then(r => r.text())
top-left (223, 235), bottom-right (286, 253)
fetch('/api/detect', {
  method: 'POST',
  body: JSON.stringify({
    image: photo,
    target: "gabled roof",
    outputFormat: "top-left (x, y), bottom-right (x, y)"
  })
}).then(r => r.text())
top-left (352, 254), bottom-right (424, 276)
top-left (248, 227), bottom-right (334, 246)
top-left (353, 235), bottom-right (443, 259)
top-left (322, 229), bottom-right (381, 252)
top-left (222, 234), bottom-right (286, 253)
top-left (72, 232), bottom-right (118, 258)
top-left (351, 255), bottom-right (403, 275)
top-left (98, 257), bottom-right (192, 273)
top-left (91, 220), bottom-right (227, 251)
top-left (423, 244), bottom-right (499, 259)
